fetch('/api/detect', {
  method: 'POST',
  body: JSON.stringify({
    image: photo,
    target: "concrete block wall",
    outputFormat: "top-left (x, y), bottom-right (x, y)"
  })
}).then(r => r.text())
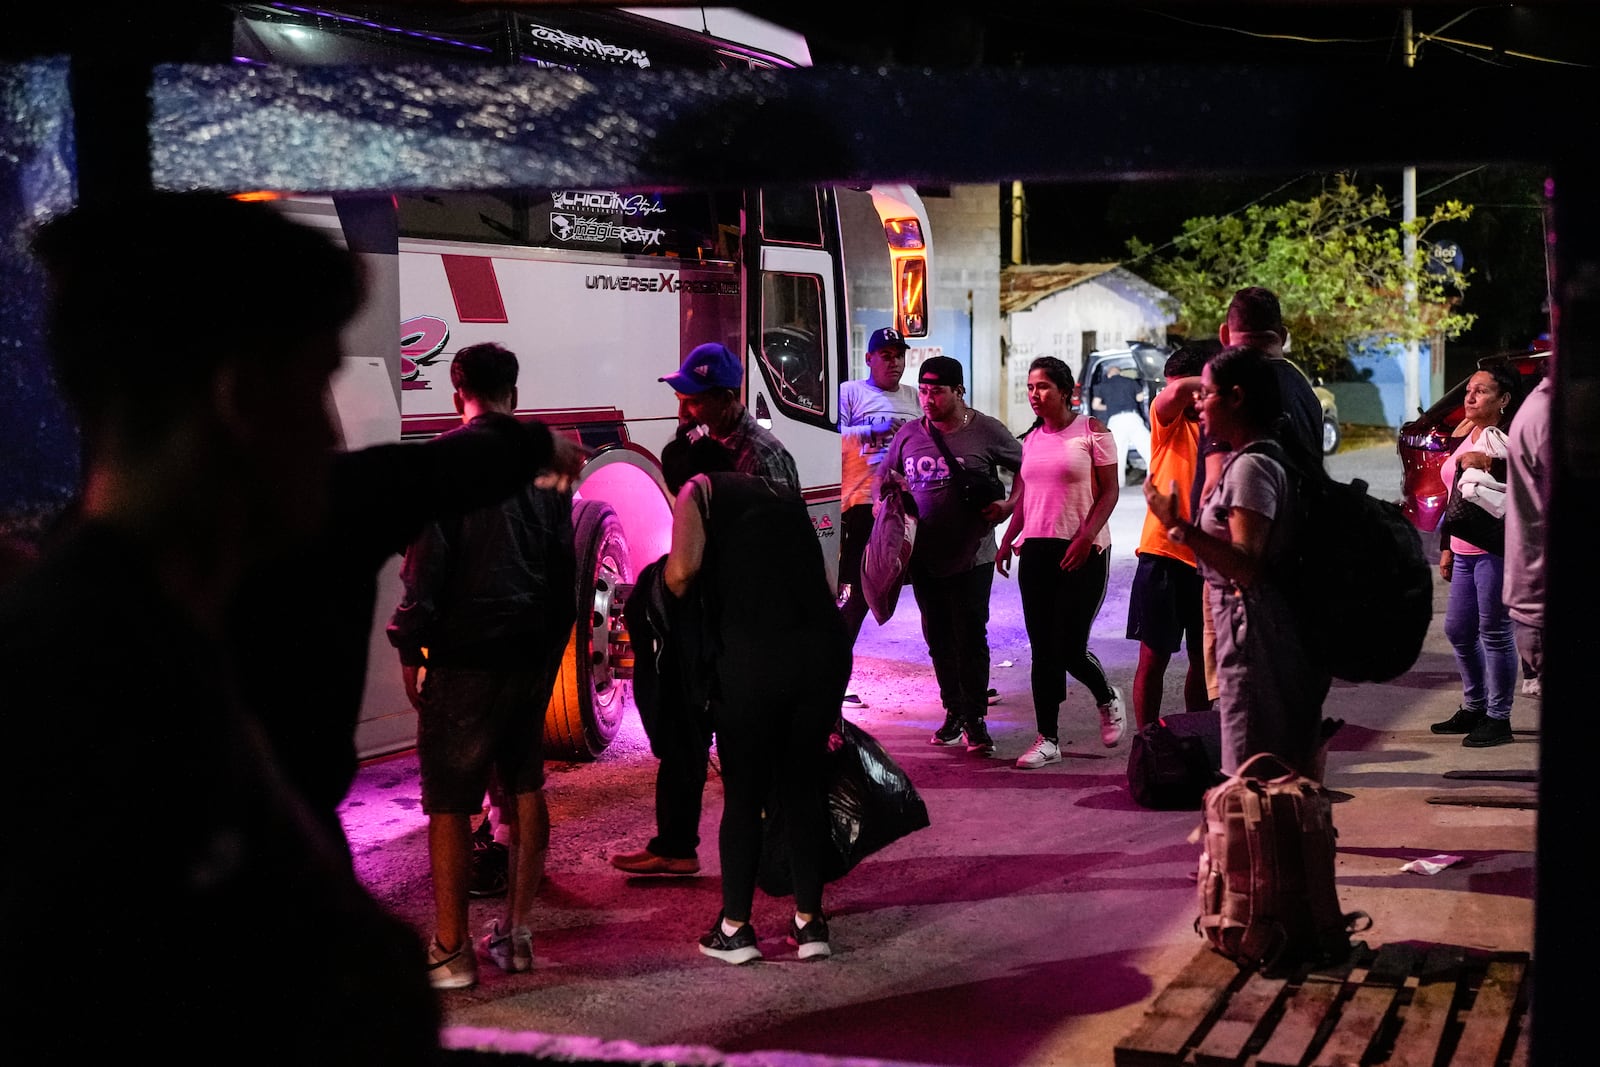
top-left (924, 185), bottom-right (1003, 415)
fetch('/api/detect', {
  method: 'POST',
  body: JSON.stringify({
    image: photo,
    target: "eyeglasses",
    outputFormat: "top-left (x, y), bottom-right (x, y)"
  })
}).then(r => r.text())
top-left (1196, 387), bottom-right (1223, 401)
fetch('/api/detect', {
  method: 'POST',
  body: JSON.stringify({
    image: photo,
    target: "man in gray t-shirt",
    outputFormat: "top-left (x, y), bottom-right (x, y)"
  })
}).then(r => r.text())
top-left (878, 356), bottom-right (1022, 755)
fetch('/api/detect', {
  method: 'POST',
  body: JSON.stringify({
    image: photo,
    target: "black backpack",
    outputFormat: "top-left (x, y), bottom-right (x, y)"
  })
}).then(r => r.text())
top-left (1238, 440), bottom-right (1433, 684)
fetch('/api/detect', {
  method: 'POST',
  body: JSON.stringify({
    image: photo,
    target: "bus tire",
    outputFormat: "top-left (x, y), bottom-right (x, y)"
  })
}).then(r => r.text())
top-left (544, 500), bottom-right (633, 760)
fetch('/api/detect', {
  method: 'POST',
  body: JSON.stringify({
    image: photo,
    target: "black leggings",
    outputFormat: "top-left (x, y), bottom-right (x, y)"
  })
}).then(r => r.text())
top-left (1017, 538), bottom-right (1113, 736)
top-left (712, 640), bottom-right (843, 921)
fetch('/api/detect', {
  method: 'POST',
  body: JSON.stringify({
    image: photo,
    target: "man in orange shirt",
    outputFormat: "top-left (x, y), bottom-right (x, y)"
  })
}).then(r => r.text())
top-left (1126, 341), bottom-right (1217, 728)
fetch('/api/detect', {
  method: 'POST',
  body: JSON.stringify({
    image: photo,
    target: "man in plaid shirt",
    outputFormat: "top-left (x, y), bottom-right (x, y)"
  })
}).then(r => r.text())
top-left (610, 341), bottom-right (800, 877)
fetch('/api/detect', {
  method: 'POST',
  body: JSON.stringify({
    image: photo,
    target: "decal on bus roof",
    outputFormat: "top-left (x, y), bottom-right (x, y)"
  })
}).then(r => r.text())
top-left (523, 23), bottom-right (651, 68)
top-left (549, 214), bottom-right (666, 249)
top-left (552, 190), bottom-right (665, 217)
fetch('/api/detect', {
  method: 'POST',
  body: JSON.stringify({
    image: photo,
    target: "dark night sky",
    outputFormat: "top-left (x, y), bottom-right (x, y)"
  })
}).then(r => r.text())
top-left (773, 2), bottom-right (1572, 355)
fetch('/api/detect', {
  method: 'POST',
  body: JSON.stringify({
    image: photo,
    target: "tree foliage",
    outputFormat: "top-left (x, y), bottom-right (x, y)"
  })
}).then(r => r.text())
top-left (1126, 174), bottom-right (1475, 377)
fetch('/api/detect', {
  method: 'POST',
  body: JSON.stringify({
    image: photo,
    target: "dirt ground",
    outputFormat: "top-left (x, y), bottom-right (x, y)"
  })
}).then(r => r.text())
top-left (340, 448), bottom-right (1537, 1066)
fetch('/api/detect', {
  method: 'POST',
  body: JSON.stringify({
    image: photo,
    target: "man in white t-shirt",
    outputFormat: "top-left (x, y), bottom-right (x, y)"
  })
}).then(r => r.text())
top-left (837, 327), bottom-right (922, 708)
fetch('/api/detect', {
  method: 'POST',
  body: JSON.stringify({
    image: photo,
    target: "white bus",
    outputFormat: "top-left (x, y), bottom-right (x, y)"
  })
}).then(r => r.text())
top-left (233, 4), bottom-right (933, 760)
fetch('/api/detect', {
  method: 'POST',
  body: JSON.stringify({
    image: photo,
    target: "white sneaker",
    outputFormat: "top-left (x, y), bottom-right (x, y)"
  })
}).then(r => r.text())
top-left (482, 920), bottom-right (533, 973)
top-left (1522, 676), bottom-right (1541, 697)
top-left (841, 692), bottom-right (868, 710)
top-left (1097, 686), bottom-right (1126, 748)
top-left (1015, 735), bottom-right (1062, 769)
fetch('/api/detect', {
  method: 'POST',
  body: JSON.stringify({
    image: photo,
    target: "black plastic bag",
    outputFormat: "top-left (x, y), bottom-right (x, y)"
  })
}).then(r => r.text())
top-left (758, 719), bottom-right (931, 896)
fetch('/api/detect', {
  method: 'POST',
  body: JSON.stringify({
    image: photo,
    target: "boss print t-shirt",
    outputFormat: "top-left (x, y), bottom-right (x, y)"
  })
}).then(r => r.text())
top-left (878, 413), bottom-right (1022, 578)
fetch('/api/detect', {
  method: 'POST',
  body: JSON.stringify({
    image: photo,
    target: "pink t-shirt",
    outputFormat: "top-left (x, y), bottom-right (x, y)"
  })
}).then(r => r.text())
top-left (1014, 416), bottom-right (1118, 550)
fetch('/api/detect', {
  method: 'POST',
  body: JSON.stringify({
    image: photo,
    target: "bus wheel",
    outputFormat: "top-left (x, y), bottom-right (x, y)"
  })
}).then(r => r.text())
top-left (545, 500), bottom-right (633, 760)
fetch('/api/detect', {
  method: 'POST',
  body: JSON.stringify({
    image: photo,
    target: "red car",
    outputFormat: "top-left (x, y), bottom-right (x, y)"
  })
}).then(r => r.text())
top-left (1396, 350), bottom-right (1548, 532)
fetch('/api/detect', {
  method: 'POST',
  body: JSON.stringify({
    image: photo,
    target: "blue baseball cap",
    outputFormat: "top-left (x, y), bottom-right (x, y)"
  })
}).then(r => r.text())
top-left (660, 342), bottom-right (742, 394)
top-left (867, 326), bottom-right (909, 354)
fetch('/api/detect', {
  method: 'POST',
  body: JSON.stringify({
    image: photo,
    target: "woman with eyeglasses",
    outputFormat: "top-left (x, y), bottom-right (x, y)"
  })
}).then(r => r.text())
top-left (1144, 345), bottom-right (1327, 777)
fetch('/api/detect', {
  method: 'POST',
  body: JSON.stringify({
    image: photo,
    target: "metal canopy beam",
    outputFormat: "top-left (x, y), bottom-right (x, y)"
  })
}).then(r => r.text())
top-left (148, 61), bottom-right (1577, 195)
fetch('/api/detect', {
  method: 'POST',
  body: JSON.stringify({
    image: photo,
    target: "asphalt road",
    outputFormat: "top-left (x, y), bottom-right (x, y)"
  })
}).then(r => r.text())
top-left (341, 439), bottom-right (1534, 1067)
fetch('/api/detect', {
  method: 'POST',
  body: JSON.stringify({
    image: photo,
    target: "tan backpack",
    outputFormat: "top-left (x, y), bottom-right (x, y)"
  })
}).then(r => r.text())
top-left (1192, 752), bottom-right (1371, 971)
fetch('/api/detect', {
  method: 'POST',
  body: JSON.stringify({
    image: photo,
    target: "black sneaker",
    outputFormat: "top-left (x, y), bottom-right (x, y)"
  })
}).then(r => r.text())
top-left (469, 842), bottom-right (508, 898)
top-left (963, 717), bottom-right (995, 755)
top-left (788, 914), bottom-right (832, 960)
top-left (931, 713), bottom-right (964, 746)
top-left (469, 819), bottom-right (509, 899)
top-left (1431, 706), bottom-right (1485, 735)
top-left (698, 917), bottom-right (762, 965)
top-left (1463, 716), bottom-right (1513, 748)
top-left (986, 687), bottom-right (1001, 706)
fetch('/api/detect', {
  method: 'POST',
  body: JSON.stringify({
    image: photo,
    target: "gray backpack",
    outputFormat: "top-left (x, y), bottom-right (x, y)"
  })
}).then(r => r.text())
top-left (1193, 752), bottom-right (1370, 971)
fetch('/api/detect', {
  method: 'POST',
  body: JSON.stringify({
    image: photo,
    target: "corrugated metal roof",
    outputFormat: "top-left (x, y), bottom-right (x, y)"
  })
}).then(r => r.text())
top-left (1000, 262), bottom-right (1168, 316)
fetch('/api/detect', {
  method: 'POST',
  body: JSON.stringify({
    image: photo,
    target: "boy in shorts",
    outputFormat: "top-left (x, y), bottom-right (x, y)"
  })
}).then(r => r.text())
top-left (1127, 341), bottom-right (1216, 727)
top-left (388, 343), bottom-right (576, 988)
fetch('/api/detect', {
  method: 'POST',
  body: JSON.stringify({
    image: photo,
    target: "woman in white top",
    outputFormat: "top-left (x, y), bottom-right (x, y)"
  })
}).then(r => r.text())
top-left (996, 356), bottom-right (1124, 768)
top-left (1430, 364), bottom-right (1521, 748)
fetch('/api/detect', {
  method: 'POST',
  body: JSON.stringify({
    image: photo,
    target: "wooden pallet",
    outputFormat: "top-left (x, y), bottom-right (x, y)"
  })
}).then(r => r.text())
top-left (1115, 942), bottom-right (1531, 1066)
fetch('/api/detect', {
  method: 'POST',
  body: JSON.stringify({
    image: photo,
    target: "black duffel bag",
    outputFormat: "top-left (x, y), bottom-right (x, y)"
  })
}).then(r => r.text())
top-left (1127, 708), bottom-right (1224, 810)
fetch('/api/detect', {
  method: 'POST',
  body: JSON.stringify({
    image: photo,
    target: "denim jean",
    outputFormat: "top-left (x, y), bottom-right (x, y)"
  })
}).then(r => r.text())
top-left (1443, 551), bottom-right (1517, 721)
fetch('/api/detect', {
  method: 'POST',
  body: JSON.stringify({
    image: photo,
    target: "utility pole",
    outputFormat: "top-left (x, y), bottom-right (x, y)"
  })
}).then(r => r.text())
top-left (1010, 180), bottom-right (1025, 265)
top-left (1402, 9), bottom-right (1422, 417)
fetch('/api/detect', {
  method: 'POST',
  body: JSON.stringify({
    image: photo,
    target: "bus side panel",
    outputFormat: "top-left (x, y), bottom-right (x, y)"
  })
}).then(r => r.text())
top-left (398, 249), bottom-right (739, 447)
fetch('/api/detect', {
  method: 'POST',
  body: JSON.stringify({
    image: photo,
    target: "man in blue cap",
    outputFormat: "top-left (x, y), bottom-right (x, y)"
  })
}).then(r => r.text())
top-left (657, 341), bottom-right (799, 491)
top-left (610, 341), bottom-right (800, 876)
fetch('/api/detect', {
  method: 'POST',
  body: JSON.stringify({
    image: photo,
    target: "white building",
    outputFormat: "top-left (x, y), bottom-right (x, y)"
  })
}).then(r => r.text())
top-left (1000, 263), bottom-right (1174, 433)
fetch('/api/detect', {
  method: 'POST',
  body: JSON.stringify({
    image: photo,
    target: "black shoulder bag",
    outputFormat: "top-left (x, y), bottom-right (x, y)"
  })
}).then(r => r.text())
top-left (925, 417), bottom-right (1005, 512)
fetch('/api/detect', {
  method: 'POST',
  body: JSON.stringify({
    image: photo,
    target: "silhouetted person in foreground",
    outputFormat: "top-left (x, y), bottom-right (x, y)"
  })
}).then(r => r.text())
top-left (0, 193), bottom-right (439, 1062)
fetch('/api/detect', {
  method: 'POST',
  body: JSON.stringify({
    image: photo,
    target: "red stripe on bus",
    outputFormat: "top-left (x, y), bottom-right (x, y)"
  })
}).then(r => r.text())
top-left (402, 409), bottom-right (629, 438)
top-left (440, 255), bottom-right (508, 323)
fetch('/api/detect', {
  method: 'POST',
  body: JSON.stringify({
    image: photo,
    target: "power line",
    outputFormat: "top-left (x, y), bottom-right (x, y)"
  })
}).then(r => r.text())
top-left (1419, 31), bottom-right (1592, 68)
top-left (1147, 9), bottom-right (1390, 45)
top-left (1122, 173), bottom-right (1314, 264)
top-left (1123, 167), bottom-right (1494, 268)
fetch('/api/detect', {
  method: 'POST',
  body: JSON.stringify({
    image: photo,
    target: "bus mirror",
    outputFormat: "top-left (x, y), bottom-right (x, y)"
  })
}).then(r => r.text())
top-left (897, 256), bottom-right (928, 338)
